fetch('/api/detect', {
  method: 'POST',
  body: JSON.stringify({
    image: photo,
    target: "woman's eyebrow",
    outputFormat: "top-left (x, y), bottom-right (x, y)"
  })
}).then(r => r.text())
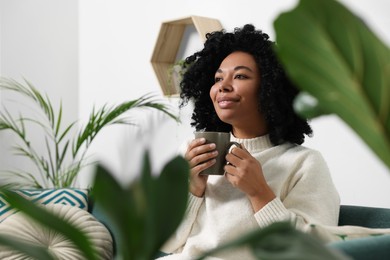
top-left (216, 66), bottom-right (253, 73)
top-left (234, 65), bottom-right (253, 72)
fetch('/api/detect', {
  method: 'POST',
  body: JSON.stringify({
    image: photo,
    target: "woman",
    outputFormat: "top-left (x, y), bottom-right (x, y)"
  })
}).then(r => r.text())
top-left (158, 24), bottom-right (340, 260)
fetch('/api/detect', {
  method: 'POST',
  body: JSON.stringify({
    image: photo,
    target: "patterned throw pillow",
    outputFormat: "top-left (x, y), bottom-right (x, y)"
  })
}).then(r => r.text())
top-left (0, 188), bottom-right (89, 222)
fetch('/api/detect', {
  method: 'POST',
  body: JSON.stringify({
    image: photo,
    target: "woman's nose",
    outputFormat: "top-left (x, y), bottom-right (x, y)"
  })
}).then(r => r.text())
top-left (218, 80), bottom-right (233, 92)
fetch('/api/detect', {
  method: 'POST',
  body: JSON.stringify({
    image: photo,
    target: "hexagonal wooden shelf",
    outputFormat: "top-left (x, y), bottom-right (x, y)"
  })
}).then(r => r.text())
top-left (151, 15), bottom-right (223, 96)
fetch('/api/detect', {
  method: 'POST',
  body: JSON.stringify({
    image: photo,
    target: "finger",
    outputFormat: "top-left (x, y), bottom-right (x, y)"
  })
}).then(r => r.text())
top-left (224, 164), bottom-right (238, 176)
top-left (230, 145), bottom-right (250, 159)
top-left (189, 149), bottom-right (218, 168)
top-left (186, 141), bottom-right (216, 161)
top-left (225, 152), bottom-right (242, 167)
top-left (188, 137), bottom-right (206, 150)
top-left (185, 138), bottom-right (206, 159)
top-left (192, 158), bottom-right (216, 175)
top-left (224, 170), bottom-right (237, 187)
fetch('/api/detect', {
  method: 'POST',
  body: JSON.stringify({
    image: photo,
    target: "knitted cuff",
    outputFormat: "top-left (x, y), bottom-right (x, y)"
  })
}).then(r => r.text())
top-left (254, 197), bottom-right (292, 228)
top-left (186, 193), bottom-right (204, 216)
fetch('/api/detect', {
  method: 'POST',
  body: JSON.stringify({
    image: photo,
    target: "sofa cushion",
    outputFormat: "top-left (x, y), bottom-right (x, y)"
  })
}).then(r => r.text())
top-left (0, 188), bottom-right (89, 222)
top-left (0, 203), bottom-right (113, 260)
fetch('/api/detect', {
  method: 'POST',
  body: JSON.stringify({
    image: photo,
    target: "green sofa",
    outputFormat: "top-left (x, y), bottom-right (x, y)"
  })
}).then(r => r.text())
top-left (329, 205), bottom-right (390, 260)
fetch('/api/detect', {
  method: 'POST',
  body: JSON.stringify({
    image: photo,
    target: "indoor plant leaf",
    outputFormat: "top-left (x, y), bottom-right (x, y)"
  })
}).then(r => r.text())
top-left (0, 77), bottom-right (180, 188)
top-left (91, 164), bottom-right (141, 260)
top-left (91, 153), bottom-right (189, 260)
top-left (274, 0), bottom-right (390, 169)
top-left (195, 222), bottom-right (347, 260)
top-left (0, 235), bottom-right (55, 260)
top-left (142, 155), bottom-right (189, 259)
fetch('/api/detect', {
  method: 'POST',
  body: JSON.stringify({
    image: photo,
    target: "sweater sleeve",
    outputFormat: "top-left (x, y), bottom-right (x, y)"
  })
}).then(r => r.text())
top-left (254, 149), bottom-right (340, 231)
top-left (160, 193), bottom-right (204, 253)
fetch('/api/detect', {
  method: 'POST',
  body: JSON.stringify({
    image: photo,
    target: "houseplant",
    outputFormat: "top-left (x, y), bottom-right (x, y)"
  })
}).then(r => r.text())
top-left (0, 77), bottom-right (178, 188)
top-left (0, 0), bottom-right (388, 259)
top-left (0, 153), bottom-right (190, 260)
top-left (274, 0), bottom-right (390, 170)
top-left (168, 59), bottom-right (192, 95)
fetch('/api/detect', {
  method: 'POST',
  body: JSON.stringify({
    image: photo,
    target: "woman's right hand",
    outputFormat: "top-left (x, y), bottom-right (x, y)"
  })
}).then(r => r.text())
top-left (185, 137), bottom-right (218, 197)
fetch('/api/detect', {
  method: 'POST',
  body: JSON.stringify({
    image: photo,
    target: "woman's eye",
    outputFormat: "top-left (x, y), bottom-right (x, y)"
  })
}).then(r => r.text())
top-left (215, 77), bottom-right (222, 82)
top-left (235, 74), bottom-right (248, 79)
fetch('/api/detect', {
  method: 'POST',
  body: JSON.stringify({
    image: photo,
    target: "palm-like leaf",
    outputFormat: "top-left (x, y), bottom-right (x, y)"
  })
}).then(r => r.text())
top-left (274, 0), bottom-right (390, 169)
top-left (73, 93), bottom-right (178, 156)
top-left (0, 77), bottom-right (179, 188)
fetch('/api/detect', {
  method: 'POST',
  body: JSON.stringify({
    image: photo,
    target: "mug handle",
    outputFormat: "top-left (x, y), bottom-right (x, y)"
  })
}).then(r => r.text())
top-left (228, 141), bottom-right (241, 152)
top-left (225, 142), bottom-right (242, 166)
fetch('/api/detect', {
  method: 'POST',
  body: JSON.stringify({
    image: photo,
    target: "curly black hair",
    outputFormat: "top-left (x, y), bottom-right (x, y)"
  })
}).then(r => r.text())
top-left (179, 24), bottom-right (312, 145)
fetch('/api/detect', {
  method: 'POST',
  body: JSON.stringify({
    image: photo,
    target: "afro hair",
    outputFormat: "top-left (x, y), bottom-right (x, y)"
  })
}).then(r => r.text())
top-left (179, 24), bottom-right (312, 145)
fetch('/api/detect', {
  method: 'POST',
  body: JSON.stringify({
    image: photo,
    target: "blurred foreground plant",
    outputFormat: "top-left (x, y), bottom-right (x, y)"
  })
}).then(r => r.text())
top-left (274, 0), bottom-right (390, 169)
top-left (0, 152), bottom-right (189, 259)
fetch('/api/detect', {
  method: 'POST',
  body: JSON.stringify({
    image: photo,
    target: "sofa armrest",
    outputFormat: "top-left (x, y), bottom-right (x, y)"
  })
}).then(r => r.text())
top-left (329, 234), bottom-right (390, 260)
top-left (338, 205), bottom-right (390, 228)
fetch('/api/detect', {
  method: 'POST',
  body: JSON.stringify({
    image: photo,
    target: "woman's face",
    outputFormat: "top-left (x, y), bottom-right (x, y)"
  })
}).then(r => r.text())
top-left (210, 51), bottom-right (265, 134)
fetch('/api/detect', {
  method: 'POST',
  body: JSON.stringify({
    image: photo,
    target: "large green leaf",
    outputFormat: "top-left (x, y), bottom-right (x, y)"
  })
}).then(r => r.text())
top-left (274, 0), bottom-right (390, 169)
top-left (142, 155), bottom-right (189, 258)
top-left (92, 164), bottom-right (141, 260)
top-left (196, 222), bottom-right (347, 260)
top-left (92, 153), bottom-right (189, 260)
top-left (0, 235), bottom-right (55, 260)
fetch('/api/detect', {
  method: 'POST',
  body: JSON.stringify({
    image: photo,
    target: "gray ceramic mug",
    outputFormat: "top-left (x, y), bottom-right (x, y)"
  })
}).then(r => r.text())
top-left (194, 131), bottom-right (241, 175)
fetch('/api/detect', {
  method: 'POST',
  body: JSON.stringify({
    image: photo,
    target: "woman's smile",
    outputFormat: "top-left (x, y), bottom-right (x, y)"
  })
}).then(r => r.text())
top-left (217, 96), bottom-right (239, 108)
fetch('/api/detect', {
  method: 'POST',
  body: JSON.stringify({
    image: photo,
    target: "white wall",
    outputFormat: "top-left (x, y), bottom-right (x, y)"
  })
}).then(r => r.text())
top-left (1, 0), bottom-right (389, 207)
top-left (0, 0), bottom-right (79, 184)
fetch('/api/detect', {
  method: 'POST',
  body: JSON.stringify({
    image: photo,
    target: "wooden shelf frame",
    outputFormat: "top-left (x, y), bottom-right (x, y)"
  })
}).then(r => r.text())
top-left (151, 16), bottom-right (223, 96)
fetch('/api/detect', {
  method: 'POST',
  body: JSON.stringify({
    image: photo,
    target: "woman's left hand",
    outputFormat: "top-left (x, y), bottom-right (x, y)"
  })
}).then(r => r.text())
top-left (224, 144), bottom-right (276, 211)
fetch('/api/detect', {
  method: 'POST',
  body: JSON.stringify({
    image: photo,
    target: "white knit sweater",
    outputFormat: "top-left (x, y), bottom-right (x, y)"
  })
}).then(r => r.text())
top-left (159, 134), bottom-right (340, 260)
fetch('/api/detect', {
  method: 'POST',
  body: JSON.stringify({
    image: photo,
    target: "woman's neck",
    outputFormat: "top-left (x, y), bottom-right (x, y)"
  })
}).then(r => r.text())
top-left (232, 126), bottom-right (268, 139)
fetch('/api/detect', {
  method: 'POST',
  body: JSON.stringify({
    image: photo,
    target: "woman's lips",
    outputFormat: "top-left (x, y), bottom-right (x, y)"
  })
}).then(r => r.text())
top-left (217, 97), bottom-right (238, 108)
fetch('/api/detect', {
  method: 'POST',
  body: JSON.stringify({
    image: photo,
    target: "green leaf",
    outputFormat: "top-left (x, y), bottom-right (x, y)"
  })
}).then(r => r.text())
top-left (0, 235), bottom-right (55, 260)
top-left (1, 77), bottom-right (179, 188)
top-left (274, 0), bottom-right (390, 169)
top-left (196, 222), bottom-right (346, 260)
top-left (92, 164), bottom-right (142, 260)
top-left (143, 155), bottom-right (189, 259)
top-left (92, 153), bottom-right (189, 260)
top-left (1, 190), bottom-right (97, 260)
top-left (73, 93), bottom-right (179, 157)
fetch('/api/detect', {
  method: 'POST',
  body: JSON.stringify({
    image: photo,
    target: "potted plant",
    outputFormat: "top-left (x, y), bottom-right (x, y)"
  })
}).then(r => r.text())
top-left (168, 59), bottom-right (192, 95)
top-left (0, 77), bottom-right (178, 188)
